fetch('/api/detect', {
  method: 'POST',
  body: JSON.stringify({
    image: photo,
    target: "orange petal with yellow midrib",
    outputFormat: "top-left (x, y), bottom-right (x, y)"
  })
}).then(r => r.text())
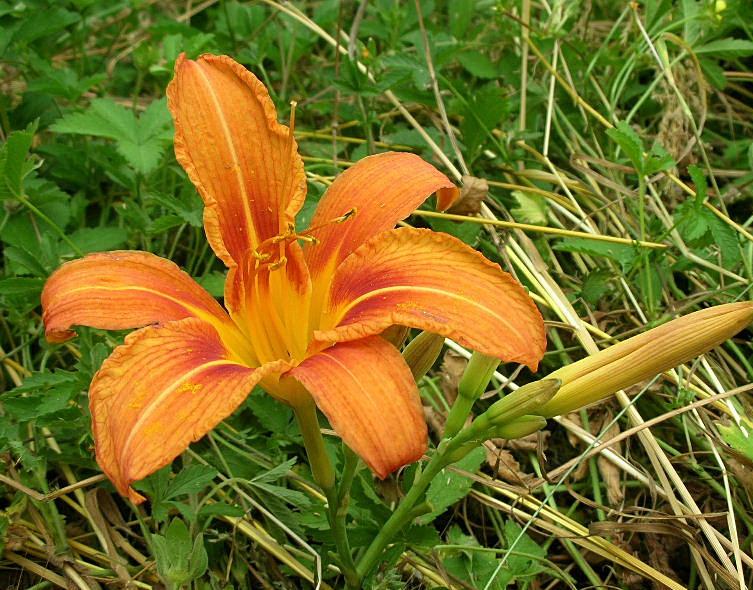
top-left (42, 250), bottom-right (233, 343)
top-left (167, 54), bottom-right (306, 266)
top-left (91, 317), bottom-right (287, 503)
top-left (316, 228), bottom-right (547, 371)
top-left (289, 337), bottom-right (427, 478)
top-left (304, 152), bottom-right (457, 280)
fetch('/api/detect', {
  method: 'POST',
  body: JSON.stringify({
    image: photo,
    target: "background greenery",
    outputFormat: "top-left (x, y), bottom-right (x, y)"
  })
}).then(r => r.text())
top-left (1, 0), bottom-right (752, 588)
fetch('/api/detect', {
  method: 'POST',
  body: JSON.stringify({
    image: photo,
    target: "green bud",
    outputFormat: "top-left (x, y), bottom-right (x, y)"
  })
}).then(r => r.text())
top-left (491, 415), bottom-right (547, 439)
top-left (472, 379), bottom-right (560, 435)
top-left (457, 352), bottom-right (500, 401)
top-left (402, 331), bottom-right (445, 380)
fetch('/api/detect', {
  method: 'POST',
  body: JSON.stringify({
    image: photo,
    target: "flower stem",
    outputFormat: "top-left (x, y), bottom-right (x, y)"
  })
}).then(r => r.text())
top-left (443, 352), bottom-right (500, 438)
top-left (355, 450), bottom-right (447, 581)
top-left (337, 444), bottom-right (360, 506)
top-left (292, 398), bottom-right (359, 587)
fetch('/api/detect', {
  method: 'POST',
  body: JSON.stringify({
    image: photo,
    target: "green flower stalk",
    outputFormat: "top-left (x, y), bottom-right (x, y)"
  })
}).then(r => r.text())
top-left (443, 352), bottom-right (501, 437)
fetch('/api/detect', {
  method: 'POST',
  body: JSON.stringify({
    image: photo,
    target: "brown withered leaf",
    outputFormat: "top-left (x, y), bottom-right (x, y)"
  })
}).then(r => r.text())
top-left (424, 404), bottom-right (445, 437)
top-left (446, 175), bottom-right (489, 216)
top-left (646, 532), bottom-right (682, 589)
top-left (563, 413), bottom-right (589, 481)
top-left (507, 430), bottom-right (550, 453)
top-left (440, 350), bottom-right (467, 405)
top-left (596, 414), bottom-right (624, 506)
top-left (484, 441), bottom-right (531, 485)
top-left (727, 457), bottom-right (753, 501)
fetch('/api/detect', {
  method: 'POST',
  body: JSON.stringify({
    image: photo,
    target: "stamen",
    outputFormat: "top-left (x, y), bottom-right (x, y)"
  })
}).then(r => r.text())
top-left (267, 256), bottom-right (287, 271)
top-left (299, 208), bottom-right (359, 237)
top-left (337, 207), bottom-right (357, 222)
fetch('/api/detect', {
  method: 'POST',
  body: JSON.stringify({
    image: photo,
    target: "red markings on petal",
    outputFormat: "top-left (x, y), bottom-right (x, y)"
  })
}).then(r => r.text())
top-left (304, 152), bottom-right (457, 279)
top-left (317, 228), bottom-right (546, 371)
top-left (42, 250), bottom-right (233, 343)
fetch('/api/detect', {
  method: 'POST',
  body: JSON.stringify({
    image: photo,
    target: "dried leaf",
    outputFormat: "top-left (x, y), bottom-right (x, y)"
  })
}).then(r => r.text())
top-left (446, 175), bottom-right (489, 215)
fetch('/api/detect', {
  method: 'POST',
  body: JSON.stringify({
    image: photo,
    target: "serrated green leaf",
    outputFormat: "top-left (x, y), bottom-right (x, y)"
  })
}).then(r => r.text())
top-left (51, 99), bottom-right (171, 175)
top-left (448, 0), bottom-right (474, 37)
top-left (13, 8), bottom-right (80, 44)
top-left (441, 524), bottom-right (513, 589)
top-left (198, 502), bottom-right (245, 520)
top-left (688, 164), bottom-right (707, 205)
top-left (718, 423), bottom-right (753, 462)
top-left (554, 237), bottom-right (637, 272)
top-left (67, 227), bottom-right (129, 254)
top-left (645, 143), bottom-right (675, 175)
top-left (1, 122), bottom-right (39, 200)
top-left (0, 277), bottom-right (45, 297)
top-left (503, 520), bottom-right (547, 577)
top-left (4, 370), bottom-right (80, 421)
top-left (581, 270), bottom-right (611, 305)
top-left (247, 393), bottom-right (294, 434)
top-left (252, 482), bottom-right (312, 509)
top-left (165, 465), bottom-right (219, 499)
top-left (511, 190), bottom-right (548, 225)
top-left (198, 271), bottom-right (226, 298)
top-left (419, 446), bottom-right (485, 524)
top-left (3, 388), bottom-right (74, 421)
top-left (699, 58), bottom-right (727, 90)
top-left (427, 216), bottom-right (482, 244)
top-left (607, 121), bottom-right (644, 173)
top-left (708, 214), bottom-right (742, 266)
top-left (461, 84), bottom-right (508, 159)
top-left (251, 458), bottom-right (297, 484)
top-left (675, 200), bottom-right (711, 242)
top-left (9, 370), bottom-right (79, 394)
top-left (457, 51), bottom-right (498, 79)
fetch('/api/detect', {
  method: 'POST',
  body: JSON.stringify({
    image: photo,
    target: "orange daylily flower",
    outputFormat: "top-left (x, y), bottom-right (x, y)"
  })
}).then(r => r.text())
top-left (41, 54), bottom-right (546, 503)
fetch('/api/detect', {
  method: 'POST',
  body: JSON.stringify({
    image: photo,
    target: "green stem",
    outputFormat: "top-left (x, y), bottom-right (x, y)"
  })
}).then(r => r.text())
top-left (293, 399), bottom-right (358, 587)
top-left (444, 353), bottom-right (500, 438)
top-left (17, 195), bottom-right (83, 256)
top-left (337, 444), bottom-right (360, 506)
top-left (356, 381), bottom-right (557, 582)
top-left (355, 450), bottom-right (448, 581)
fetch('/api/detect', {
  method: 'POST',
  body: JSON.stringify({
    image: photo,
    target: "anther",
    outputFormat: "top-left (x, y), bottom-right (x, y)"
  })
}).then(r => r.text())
top-left (268, 256), bottom-right (288, 271)
top-left (336, 207), bottom-right (357, 223)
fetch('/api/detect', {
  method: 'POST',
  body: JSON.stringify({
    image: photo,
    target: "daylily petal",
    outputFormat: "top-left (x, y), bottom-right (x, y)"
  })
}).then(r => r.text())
top-left (167, 54), bottom-right (306, 265)
top-left (316, 228), bottom-right (546, 371)
top-left (42, 251), bottom-right (232, 343)
top-left (91, 317), bottom-right (287, 503)
top-left (288, 336), bottom-right (427, 478)
top-left (304, 152), bottom-right (456, 279)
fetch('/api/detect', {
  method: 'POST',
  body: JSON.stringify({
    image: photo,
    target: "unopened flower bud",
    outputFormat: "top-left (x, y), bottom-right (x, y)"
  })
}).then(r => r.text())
top-left (443, 352), bottom-right (502, 438)
top-left (492, 415), bottom-right (547, 440)
top-left (469, 379), bottom-right (560, 437)
top-left (402, 331), bottom-right (445, 380)
top-left (536, 302), bottom-right (753, 418)
top-left (382, 325), bottom-right (410, 348)
top-left (457, 353), bottom-right (500, 401)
